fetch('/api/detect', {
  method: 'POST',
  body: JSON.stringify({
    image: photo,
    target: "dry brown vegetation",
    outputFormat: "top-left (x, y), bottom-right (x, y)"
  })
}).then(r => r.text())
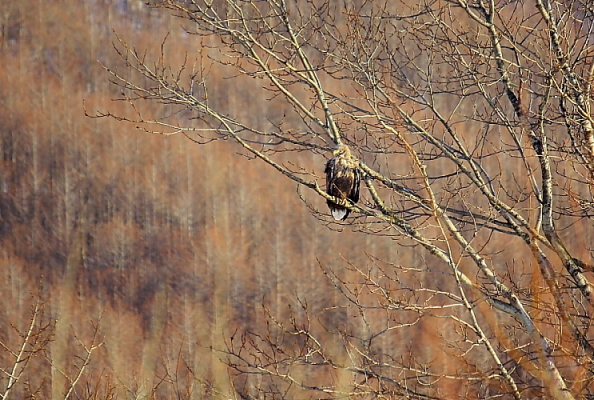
top-left (0, 1), bottom-right (398, 398)
top-left (2, 0), bottom-right (594, 399)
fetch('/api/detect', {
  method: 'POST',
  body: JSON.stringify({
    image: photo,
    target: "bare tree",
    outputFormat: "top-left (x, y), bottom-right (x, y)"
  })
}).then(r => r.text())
top-left (0, 299), bottom-right (53, 400)
top-left (98, 0), bottom-right (594, 398)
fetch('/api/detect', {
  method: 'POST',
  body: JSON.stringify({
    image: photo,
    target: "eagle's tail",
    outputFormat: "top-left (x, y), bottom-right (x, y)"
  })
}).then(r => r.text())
top-left (329, 205), bottom-right (349, 221)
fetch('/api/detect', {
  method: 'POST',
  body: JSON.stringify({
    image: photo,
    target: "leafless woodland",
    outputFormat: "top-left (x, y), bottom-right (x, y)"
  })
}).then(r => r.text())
top-left (1, 0), bottom-right (594, 399)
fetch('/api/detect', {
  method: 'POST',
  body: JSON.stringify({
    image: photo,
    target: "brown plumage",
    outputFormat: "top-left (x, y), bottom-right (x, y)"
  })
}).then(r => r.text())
top-left (325, 144), bottom-right (361, 220)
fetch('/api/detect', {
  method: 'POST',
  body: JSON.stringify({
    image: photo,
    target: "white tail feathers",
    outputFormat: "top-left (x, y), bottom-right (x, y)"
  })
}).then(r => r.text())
top-left (331, 208), bottom-right (347, 221)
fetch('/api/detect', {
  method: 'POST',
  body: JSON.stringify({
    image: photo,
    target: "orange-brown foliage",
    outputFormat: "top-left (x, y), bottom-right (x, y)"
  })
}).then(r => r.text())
top-left (0, 1), bottom-right (411, 398)
top-left (2, 0), bottom-right (592, 398)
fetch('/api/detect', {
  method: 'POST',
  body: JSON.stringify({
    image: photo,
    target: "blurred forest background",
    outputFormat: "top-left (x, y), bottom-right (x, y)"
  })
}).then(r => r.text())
top-left (0, 0), bottom-right (408, 398)
top-left (3, 0), bottom-right (594, 399)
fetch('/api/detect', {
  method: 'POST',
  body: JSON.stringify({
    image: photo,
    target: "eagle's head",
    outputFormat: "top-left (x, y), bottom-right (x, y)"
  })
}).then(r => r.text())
top-left (333, 143), bottom-right (351, 158)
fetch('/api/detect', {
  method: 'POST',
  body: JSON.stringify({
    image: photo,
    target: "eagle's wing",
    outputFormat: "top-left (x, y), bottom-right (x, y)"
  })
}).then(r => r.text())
top-left (324, 157), bottom-right (337, 194)
top-left (351, 168), bottom-right (361, 203)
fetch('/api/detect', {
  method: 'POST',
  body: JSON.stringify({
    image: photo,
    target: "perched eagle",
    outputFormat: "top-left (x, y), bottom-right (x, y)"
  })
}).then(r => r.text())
top-left (325, 144), bottom-right (361, 220)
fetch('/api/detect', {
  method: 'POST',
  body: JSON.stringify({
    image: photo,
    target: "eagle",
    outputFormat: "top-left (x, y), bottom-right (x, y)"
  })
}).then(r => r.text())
top-left (325, 144), bottom-right (361, 220)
